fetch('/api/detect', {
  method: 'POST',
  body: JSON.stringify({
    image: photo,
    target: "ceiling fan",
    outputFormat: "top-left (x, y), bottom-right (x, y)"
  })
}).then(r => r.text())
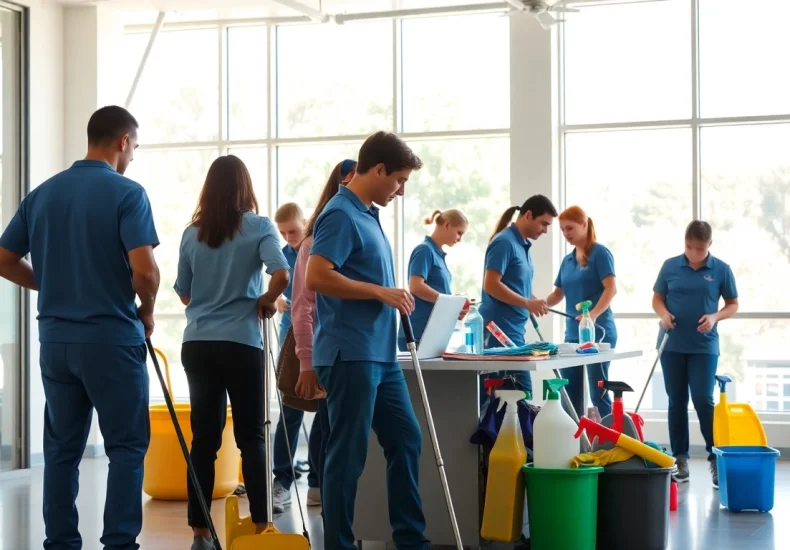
top-left (504, 0), bottom-right (580, 29)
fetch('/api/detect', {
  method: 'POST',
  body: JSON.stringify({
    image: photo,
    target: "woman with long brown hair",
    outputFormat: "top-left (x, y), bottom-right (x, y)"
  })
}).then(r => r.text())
top-left (173, 155), bottom-right (290, 550)
top-left (545, 205), bottom-right (617, 421)
top-left (290, 158), bottom-right (356, 513)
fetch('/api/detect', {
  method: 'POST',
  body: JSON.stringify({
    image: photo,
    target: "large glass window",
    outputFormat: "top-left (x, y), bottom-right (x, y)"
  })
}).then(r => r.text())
top-left (562, 0), bottom-right (790, 413)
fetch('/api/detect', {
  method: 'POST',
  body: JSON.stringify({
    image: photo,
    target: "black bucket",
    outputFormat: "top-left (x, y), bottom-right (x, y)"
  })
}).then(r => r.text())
top-left (597, 467), bottom-right (672, 550)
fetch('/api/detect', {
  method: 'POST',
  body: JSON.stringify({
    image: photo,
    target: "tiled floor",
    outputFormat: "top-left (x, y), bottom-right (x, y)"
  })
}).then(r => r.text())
top-left (0, 457), bottom-right (787, 549)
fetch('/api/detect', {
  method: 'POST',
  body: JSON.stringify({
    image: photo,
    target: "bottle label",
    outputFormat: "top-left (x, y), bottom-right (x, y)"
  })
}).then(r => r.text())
top-left (580, 328), bottom-right (594, 343)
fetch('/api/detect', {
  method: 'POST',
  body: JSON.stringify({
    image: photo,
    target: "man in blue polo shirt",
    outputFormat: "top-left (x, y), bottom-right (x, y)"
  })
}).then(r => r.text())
top-left (306, 131), bottom-right (428, 550)
top-left (0, 106), bottom-right (160, 550)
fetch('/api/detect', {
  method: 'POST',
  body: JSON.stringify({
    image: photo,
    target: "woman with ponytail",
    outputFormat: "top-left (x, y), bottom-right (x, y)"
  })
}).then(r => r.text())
top-left (479, 194), bottom-right (558, 404)
top-left (397, 209), bottom-right (469, 351)
top-left (545, 205), bottom-right (617, 420)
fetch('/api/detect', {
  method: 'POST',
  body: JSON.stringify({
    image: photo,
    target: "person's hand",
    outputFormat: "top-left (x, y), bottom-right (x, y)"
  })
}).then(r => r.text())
top-left (257, 296), bottom-right (277, 319)
top-left (698, 313), bottom-right (717, 333)
top-left (575, 311), bottom-right (598, 323)
top-left (295, 371), bottom-right (327, 400)
top-left (377, 288), bottom-right (415, 315)
top-left (660, 312), bottom-right (676, 331)
top-left (137, 306), bottom-right (155, 339)
top-left (526, 298), bottom-right (549, 317)
top-left (277, 297), bottom-right (290, 314)
top-left (458, 298), bottom-right (472, 320)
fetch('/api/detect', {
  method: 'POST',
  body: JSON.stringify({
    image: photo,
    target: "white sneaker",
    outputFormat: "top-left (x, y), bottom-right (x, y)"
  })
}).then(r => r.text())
top-left (272, 482), bottom-right (291, 514)
top-left (307, 487), bottom-right (321, 506)
top-left (191, 535), bottom-right (215, 550)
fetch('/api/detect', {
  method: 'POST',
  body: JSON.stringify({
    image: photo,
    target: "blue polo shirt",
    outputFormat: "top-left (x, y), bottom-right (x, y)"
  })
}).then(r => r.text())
top-left (555, 243), bottom-right (617, 343)
top-left (311, 186), bottom-right (397, 366)
top-left (280, 244), bottom-right (298, 332)
top-left (0, 160), bottom-right (159, 345)
top-left (174, 212), bottom-right (290, 349)
top-left (398, 236), bottom-right (452, 350)
top-left (653, 254), bottom-right (738, 355)
top-left (479, 224), bottom-right (533, 347)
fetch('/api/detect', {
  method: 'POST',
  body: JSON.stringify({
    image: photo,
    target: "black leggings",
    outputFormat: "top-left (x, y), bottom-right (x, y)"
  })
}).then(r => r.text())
top-left (182, 340), bottom-right (268, 527)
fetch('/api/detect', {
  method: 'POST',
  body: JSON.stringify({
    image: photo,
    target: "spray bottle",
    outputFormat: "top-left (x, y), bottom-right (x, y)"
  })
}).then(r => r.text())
top-left (481, 389), bottom-right (529, 543)
top-left (576, 300), bottom-right (595, 345)
top-left (595, 381), bottom-right (640, 442)
top-left (532, 379), bottom-right (578, 469)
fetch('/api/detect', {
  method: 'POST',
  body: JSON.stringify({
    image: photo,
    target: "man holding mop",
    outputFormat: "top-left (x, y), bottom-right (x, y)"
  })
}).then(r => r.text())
top-left (306, 131), bottom-right (430, 550)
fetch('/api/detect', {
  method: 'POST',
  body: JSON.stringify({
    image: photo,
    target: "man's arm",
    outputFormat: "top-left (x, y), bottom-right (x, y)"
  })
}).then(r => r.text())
top-left (0, 248), bottom-right (36, 291)
top-left (128, 245), bottom-right (160, 316)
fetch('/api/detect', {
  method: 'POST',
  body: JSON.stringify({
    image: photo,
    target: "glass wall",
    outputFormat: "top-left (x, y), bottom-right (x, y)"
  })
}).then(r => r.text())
top-left (561, 0), bottom-right (790, 412)
top-left (122, 14), bottom-right (510, 401)
top-left (0, 3), bottom-right (25, 472)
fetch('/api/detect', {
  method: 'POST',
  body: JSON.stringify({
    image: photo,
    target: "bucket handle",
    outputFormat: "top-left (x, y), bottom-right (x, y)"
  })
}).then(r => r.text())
top-left (152, 347), bottom-right (174, 401)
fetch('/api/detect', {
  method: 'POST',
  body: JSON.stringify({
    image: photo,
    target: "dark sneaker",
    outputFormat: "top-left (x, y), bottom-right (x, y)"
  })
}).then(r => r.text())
top-left (233, 484), bottom-right (246, 497)
top-left (709, 456), bottom-right (719, 489)
top-left (672, 458), bottom-right (690, 483)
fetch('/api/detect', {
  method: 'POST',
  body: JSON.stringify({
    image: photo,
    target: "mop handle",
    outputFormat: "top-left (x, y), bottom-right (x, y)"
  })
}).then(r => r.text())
top-left (262, 318), bottom-right (275, 526)
top-left (635, 329), bottom-right (670, 415)
top-left (401, 315), bottom-right (463, 550)
top-left (146, 339), bottom-right (222, 550)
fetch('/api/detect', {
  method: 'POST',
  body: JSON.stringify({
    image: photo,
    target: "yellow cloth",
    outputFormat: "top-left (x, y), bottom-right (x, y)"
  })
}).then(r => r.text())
top-left (571, 447), bottom-right (635, 468)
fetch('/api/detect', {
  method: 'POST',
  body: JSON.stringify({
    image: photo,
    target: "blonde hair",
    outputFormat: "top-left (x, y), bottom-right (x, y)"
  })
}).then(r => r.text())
top-left (559, 205), bottom-right (596, 266)
top-left (424, 209), bottom-right (468, 228)
top-left (274, 202), bottom-right (304, 224)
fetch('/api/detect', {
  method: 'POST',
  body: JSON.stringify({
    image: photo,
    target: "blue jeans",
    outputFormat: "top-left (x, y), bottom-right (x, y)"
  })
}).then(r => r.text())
top-left (40, 343), bottom-right (150, 550)
top-left (315, 359), bottom-right (430, 550)
top-left (479, 334), bottom-right (532, 410)
top-left (660, 351), bottom-right (717, 459)
top-left (273, 405), bottom-right (321, 490)
top-left (559, 334), bottom-right (618, 420)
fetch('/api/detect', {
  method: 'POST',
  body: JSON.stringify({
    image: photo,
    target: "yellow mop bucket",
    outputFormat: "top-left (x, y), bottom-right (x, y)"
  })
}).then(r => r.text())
top-left (143, 348), bottom-right (241, 500)
top-left (226, 319), bottom-right (310, 550)
top-left (714, 375), bottom-right (767, 447)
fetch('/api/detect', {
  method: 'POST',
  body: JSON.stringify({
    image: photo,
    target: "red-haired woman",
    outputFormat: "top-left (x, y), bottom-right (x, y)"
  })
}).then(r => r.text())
top-left (545, 205), bottom-right (617, 420)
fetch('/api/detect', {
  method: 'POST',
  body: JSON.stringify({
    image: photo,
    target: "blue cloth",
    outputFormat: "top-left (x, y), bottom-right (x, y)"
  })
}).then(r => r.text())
top-left (311, 186), bottom-right (398, 365)
top-left (653, 254), bottom-right (738, 355)
top-left (174, 212), bottom-right (289, 349)
top-left (398, 237), bottom-right (452, 350)
top-left (40, 343), bottom-right (150, 550)
top-left (660, 351), bottom-right (717, 460)
top-left (315, 359), bottom-right (429, 550)
top-left (0, 160), bottom-right (159, 345)
top-left (280, 244), bottom-right (299, 335)
top-left (555, 243), bottom-right (617, 343)
top-left (479, 224), bottom-right (534, 346)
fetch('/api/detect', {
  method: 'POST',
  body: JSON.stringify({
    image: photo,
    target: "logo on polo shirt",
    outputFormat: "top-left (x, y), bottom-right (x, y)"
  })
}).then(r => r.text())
top-left (704, 275), bottom-right (714, 282)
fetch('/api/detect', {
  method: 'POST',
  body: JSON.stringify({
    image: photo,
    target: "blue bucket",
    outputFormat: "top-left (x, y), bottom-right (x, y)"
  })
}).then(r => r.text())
top-left (712, 446), bottom-right (780, 512)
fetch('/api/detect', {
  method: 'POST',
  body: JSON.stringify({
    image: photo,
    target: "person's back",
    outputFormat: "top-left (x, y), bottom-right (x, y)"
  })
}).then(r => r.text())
top-left (26, 162), bottom-right (154, 344)
top-left (177, 211), bottom-right (284, 347)
top-left (0, 105), bottom-right (161, 550)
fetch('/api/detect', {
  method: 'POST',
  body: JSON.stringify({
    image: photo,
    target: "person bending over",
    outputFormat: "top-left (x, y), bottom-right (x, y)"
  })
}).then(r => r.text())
top-left (0, 106), bottom-right (160, 550)
top-left (173, 155), bottom-right (289, 550)
top-left (306, 132), bottom-right (430, 550)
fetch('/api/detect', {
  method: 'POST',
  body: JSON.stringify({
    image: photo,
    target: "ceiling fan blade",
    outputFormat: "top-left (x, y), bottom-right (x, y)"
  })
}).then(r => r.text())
top-left (536, 11), bottom-right (560, 29)
top-left (551, 6), bottom-right (581, 13)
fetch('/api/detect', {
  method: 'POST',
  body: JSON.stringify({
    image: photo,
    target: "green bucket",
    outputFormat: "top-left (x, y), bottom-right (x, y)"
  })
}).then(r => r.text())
top-left (522, 464), bottom-right (603, 550)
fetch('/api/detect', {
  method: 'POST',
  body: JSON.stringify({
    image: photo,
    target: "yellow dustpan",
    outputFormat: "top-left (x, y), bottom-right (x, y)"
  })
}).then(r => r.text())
top-left (226, 318), bottom-right (310, 550)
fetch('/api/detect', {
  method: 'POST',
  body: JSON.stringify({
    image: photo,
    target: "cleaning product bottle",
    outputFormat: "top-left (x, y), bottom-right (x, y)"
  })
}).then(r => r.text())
top-left (577, 300), bottom-right (595, 345)
top-left (714, 375), bottom-right (767, 446)
top-left (464, 300), bottom-right (484, 355)
top-left (532, 379), bottom-right (578, 469)
top-left (594, 381), bottom-right (640, 451)
top-left (481, 389), bottom-right (529, 543)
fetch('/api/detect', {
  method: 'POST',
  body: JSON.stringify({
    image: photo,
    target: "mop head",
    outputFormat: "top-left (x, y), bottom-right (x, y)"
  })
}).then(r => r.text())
top-left (225, 496), bottom-right (310, 550)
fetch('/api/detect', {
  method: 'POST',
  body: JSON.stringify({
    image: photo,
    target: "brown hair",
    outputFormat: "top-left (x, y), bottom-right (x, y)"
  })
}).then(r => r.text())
top-left (190, 155), bottom-right (259, 248)
top-left (424, 209), bottom-right (468, 227)
top-left (303, 161), bottom-right (347, 242)
top-left (685, 220), bottom-right (712, 242)
top-left (560, 205), bottom-right (596, 266)
top-left (275, 202), bottom-right (304, 224)
top-left (357, 131), bottom-right (423, 174)
top-left (490, 194), bottom-right (558, 242)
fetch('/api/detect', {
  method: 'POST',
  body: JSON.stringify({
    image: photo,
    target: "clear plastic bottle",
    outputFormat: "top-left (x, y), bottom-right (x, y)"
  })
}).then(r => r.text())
top-left (464, 300), bottom-right (485, 355)
top-left (578, 302), bottom-right (595, 345)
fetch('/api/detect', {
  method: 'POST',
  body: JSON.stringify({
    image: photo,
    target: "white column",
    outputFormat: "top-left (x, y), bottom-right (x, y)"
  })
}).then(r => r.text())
top-left (510, 15), bottom-right (561, 399)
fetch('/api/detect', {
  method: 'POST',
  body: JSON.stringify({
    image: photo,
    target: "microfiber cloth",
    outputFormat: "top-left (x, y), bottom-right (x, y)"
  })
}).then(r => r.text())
top-left (644, 441), bottom-right (672, 468)
top-left (469, 397), bottom-right (505, 453)
top-left (483, 342), bottom-right (559, 356)
top-left (572, 447), bottom-right (635, 468)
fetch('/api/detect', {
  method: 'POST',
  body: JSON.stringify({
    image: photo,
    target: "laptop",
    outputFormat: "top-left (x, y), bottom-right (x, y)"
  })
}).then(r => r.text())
top-left (399, 294), bottom-right (468, 360)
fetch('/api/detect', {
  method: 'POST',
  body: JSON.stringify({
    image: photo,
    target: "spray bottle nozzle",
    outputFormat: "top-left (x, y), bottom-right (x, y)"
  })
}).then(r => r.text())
top-left (575, 300), bottom-right (593, 314)
top-left (597, 380), bottom-right (634, 399)
top-left (485, 378), bottom-right (504, 396)
top-left (543, 378), bottom-right (568, 400)
top-left (715, 375), bottom-right (732, 393)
